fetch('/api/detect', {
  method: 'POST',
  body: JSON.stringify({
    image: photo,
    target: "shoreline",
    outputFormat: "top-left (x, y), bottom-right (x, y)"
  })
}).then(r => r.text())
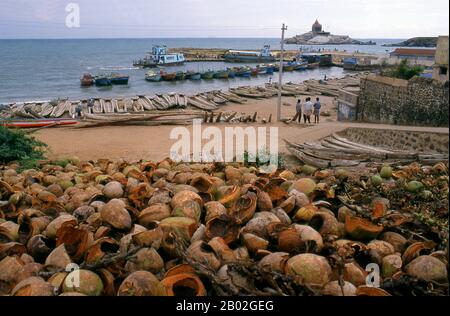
top-left (0, 69), bottom-right (362, 107)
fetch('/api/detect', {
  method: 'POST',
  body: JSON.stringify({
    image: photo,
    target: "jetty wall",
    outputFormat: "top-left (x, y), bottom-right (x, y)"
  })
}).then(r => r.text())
top-left (356, 75), bottom-right (449, 127)
top-left (339, 127), bottom-right (449, 153)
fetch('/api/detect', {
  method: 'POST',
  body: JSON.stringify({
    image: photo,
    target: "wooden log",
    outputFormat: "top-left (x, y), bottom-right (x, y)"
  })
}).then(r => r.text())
top-left (225, 112), bottom-right (237, 123)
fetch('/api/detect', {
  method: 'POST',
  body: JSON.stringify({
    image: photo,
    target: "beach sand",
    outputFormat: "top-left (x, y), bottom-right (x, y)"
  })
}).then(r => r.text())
top-left (35, 95), bottom-right (338, 162)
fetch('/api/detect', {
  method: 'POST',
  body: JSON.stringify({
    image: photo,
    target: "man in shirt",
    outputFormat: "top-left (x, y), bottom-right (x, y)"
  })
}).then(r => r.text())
top-left (313, 97), bottom-right (322, 124)
top-left (293, 99), bottom-right (302, 123)
top-left (303, 97), bottom-right (313, 124)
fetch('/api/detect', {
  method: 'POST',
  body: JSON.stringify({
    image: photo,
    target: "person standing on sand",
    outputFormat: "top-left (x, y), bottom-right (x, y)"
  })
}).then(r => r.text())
top-left (87, 98), bottom-right (94, 114)
top-left (313, 97), bottom-right (321, 124)
top-left (303, 97), bottom-right (313, 124)
top-left (75, 102), bottom-right (83, 118)
top-left (293, 99), bottom-right (302, 123)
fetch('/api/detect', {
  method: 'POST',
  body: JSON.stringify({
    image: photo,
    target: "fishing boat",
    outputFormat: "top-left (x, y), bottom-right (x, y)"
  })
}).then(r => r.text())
top-left (292, 61), bottom-right (308, 71)
top-left (307, 62), bottom-right (320, 69)
top-left (186, 71), bottom-right (201, 80)
top-left (80, 73), bottom-right (94, 87)
top-left (201, 70), bottom-right (215, 80)
top-left (235, 67), bottom-right (252, 77)
top-left (214, 70), bottom-right (229, 79)
top-left (133, 46), bottom-right (185, 68)
top-left (110, 73), bottom-right (130, 85)
top-left (224, 45), bottom-right (276, 63)
top-left (227, 68), bottom-right (236, 78)
top-left (1, 118), bottom-right (78, 129)
top-left (175, 71), bottom-right (187, 81)
top-left (282, 63), bottom-right (296, 72)
top-left (265, 66), bottom-right (274, 75)
top-left (300, 53), bottom-right (333, 67)
top-left (256, 65), bottom-right (268, 75)
top-left (94, 75), bottom-right (112, 87)
top-left (161, 71), bottom-right (177, 81)
top-left (269, 64), bottom-right (280, 72)
top-left (145, 70), bottom-right (162, 82)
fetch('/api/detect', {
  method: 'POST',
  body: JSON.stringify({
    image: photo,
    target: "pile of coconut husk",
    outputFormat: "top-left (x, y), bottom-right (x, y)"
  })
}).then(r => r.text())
top-left (0, 156), bottom-right (448, 296)
top-left (286, 134), bottom-right (449, 168)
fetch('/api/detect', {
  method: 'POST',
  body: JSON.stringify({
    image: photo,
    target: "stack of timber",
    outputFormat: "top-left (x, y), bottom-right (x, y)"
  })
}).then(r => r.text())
top-left (286, 133), bottom-right (449, 168)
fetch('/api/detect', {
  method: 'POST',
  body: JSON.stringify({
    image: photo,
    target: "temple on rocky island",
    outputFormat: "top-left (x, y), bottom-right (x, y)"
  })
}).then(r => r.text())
top-left (285, 20), bottom-right (376, 46)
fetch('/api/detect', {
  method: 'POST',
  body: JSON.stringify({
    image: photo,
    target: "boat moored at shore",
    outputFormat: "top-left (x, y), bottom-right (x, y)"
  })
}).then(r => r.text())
top-left (80, 73), bottom-right (95, 87)
top-left (94, 76), bottom-right (112, 87)
top-left (223, 45), bottom-right (276, 63)
top-left (110, 73), bottom-right (130, 85)
top-left (134, 46), bottom-right (186, 68)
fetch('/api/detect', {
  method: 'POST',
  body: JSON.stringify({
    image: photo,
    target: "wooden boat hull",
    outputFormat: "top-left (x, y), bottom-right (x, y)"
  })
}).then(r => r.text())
top-left (1, 118), bottom-right (78, 129)
top-left (214, 71), bottom-right (229, 79)
top-left (227, 70), bottom-right (236, 78)
top-left (223, 55), bottom-right (275, 63)
top-left (175, 72), bottom-right (187, 80)
top-left (145, 74), bottom-right (162, 82)
top-left (95, 77), bottom-right (112, 86)
top-left (110, 76), bottom-right (129, 85)
top-left (187, 73), bottom-right (201, 80)
top-left (162, 73), bottom-right (177, 81)
top-left (235, 69), bottom-right (252, 77)
top-left (201, 72), bottom-right (215, 79)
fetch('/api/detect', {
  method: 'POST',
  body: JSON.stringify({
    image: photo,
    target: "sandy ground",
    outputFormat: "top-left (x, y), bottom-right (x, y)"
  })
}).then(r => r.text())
top-left (35, 95), bottom-right (448, 164)
top-left (35, 95), bottom-right (336, 162)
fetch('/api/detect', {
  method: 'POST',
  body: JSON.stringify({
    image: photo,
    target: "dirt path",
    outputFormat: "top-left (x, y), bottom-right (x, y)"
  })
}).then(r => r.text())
top-left (35, 96), bottom-right (448, 163)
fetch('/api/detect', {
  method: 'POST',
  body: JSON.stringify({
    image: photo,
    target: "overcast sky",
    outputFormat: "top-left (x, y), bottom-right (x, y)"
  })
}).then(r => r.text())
top-left (0, 0), bottom-right (448, 39)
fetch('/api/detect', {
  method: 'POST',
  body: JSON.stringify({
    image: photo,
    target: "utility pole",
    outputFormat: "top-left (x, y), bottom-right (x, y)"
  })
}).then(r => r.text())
top-left (277, 23), bottom-right (288, 122)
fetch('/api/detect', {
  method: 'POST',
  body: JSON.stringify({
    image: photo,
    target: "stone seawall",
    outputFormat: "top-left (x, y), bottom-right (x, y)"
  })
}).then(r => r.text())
top-left (356, 75), bottom-right (449, 127)
top-left (338, 127), bottom-right (449, 153)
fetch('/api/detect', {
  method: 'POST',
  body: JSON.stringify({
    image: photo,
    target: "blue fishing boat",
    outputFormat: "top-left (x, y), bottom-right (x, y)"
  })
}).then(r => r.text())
top-left (186, 71), bottom-right (201, 80)
top-left (227, 68), bottom-right (236, 78)
top-left (145, 70), bottom-right (162, 82)
top-left (95, 76), bottom-right (112, 86)
top-left (235, 67), bottom-right (252, 77)
top-left (265, 66), bottom-right (274, 75)
top-left (110, 73), bottom-right (130, 85)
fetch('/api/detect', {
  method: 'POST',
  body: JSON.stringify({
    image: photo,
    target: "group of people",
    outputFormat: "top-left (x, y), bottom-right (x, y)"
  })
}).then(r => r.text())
top-left (72, 98), bottom-right (95, 118)
top-left (294, 97), bottom-right (322, 124)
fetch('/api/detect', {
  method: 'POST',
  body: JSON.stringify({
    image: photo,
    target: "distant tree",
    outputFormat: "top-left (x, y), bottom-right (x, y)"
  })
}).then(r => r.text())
top-left (383, 59), bottom-right (424, 80)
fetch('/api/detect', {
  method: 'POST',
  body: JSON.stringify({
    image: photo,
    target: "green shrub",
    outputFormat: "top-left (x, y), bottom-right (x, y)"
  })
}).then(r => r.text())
top-left (0, 126), bottom-right (47, 167)
top-left (383, 59), bottom-right (424, 80)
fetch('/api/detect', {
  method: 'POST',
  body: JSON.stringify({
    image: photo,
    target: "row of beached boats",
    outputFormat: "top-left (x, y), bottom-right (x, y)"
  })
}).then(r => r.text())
top-left (145, 61), bottom-right (313, 82)
top-left (1, 73), bottom-right (367, 128)
top-left (80, 73), bottom-right (130, 87)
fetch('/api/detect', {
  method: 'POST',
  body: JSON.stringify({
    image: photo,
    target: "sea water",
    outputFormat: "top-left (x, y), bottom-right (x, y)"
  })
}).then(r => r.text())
top-left (0, 38), bottom-right (405, 104)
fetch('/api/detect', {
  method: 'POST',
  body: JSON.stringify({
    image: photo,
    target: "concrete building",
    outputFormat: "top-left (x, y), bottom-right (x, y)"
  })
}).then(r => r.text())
top-left (389, 48), bottom-right (436, 66)
top-left (433, 36), bottom-right (449, 82)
